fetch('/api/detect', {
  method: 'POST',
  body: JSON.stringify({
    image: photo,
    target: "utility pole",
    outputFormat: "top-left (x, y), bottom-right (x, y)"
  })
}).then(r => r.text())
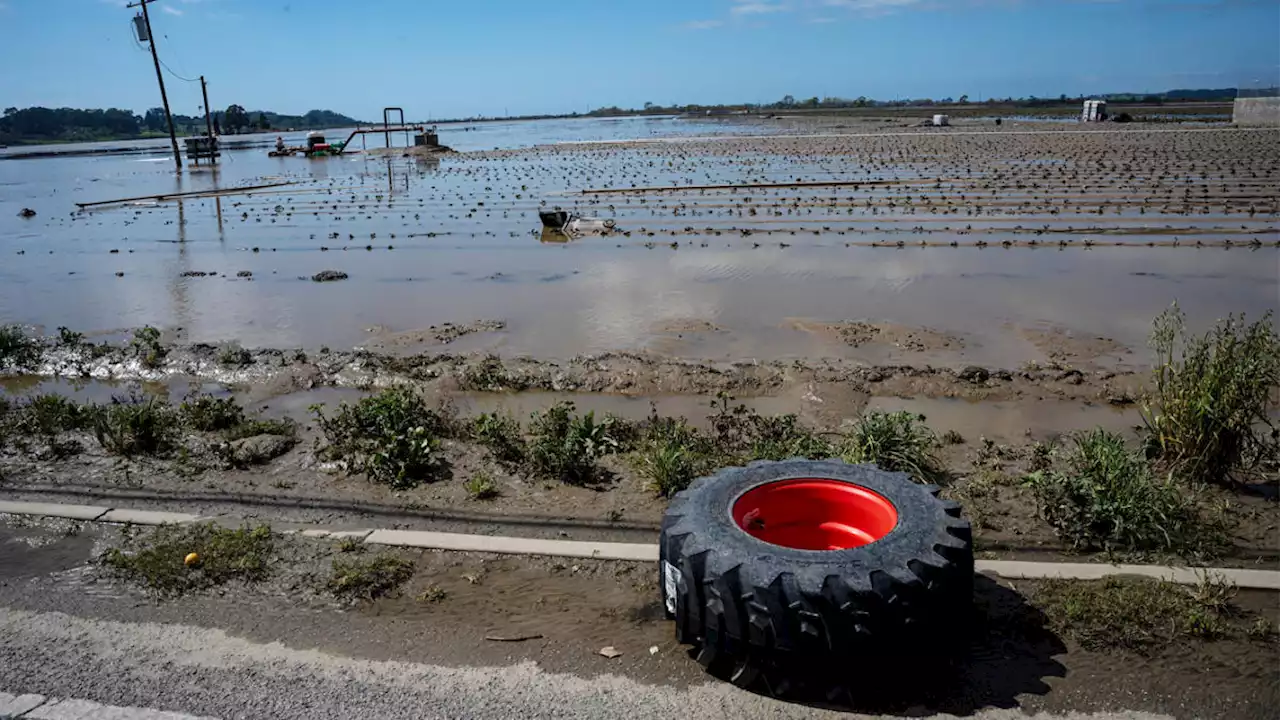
top-left (198, 74), bottom-right (216, 166)
top-left (129, 0), bottom-right (182, 172)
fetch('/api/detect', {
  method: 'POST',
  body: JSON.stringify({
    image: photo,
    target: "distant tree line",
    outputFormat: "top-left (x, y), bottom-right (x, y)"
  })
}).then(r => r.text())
top-left (1, 105), bottom-right (360, 145)
top-left (586, 87), bottom-right (1255, 117)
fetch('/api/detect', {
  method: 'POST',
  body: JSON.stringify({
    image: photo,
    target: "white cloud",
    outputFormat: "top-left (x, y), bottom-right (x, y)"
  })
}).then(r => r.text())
top-left (731, 1), bottom-right (790, 15)
top-left (161, 5), bottom-right (183, 15)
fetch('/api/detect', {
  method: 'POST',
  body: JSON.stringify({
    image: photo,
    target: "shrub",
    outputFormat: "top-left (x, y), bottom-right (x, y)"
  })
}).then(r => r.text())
top-left (16, 394), bottom-right (86, 456)
top-left (180, 394), bottom-right (245, 432)
top-left (1023, 429), bottom-right (1225, 558)
top-left (469, 411), bottom-right (526, 468)
top-left (1142, 305), bottom-right (1279, 485)
top-left (839, 410), bottom-right (946, 484)
top-left (312, 387), bottom-right (453, 488)
top-left (327, 554), bottom-right (415, 601)
top-left (99, 523), bottom-right (275, 598)
top-left (218, 346), bottom-right (254, 367)
top-left (91, 395), bottom-right (181, 457)
top-left (527, 401), bottom-right (619, 485)
top-left (0, 325), bottom-right (42, 371)
top-left (56, 327), bottom-right (85, 348)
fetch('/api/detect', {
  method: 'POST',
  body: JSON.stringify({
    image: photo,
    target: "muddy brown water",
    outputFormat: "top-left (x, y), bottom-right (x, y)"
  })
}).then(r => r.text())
top-left (2, 122), bottom-right (1275, 366)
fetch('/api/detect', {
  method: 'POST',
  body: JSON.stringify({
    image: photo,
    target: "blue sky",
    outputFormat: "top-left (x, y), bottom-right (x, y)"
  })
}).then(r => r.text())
top-left (1, 0), bottom-right (1276, 120)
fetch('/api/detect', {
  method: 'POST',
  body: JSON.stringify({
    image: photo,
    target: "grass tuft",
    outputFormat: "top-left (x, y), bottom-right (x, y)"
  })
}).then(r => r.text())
top-left (1034, 574), bottom-right (1245, 653)
top-left (839, 410), bottom-right (947, 484)
top-left (1142, 304), bottom-right (1279, 485)
top-left (130, 326), bottom-right (167, 369)
top-left (180, 394), bottom-right (245, 432)
top-left (1023, 429), bottom-right (1226, 558)
top-left (327, 554), bottom-right (415, 602)
top-left (99, 523), bottom-right (275, 598)
top-left (632, 415), bottom-right (714, 497)
top-left (91, 395), bottom-right (182, 457)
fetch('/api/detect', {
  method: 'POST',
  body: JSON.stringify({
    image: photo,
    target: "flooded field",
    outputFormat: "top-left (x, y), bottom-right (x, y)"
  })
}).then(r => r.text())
top-left (2, 119), bottom-right (1275, 365)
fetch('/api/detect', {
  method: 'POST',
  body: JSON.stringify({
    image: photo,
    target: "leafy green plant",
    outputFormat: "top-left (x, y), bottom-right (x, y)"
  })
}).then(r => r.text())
top-left (99, 523), bottom-right (275, 598)
top-left (16, 394), bottom-right (86, 456)
top-left (465, 471), bottom-right (500, 500)
top-left (223, 417), bottom-right (297, 442)
top-left (839, 410), bottom-right (946, 484)
top-left (1023, 429), bottom-right (1225, 558)
top-left (56, 327), bottom-right (85, 348)
top-left (0, 325), bottom-right (42, 370)
top-left (327, 554), bottom-right (415, 601)
top-left (469, 411), bottom-right (526, 468)
top-left (527, 401), bottom-right (620, 485)
top-left (1142, 304), bottom-right (1279, 485)
top-left (180, 394), bottom-right (246, 432)
top-left (130, 326), bottom-right (167, 369)
top-left (90, 395), bottom-right (181, 457)
top-left (312, 387), bottom-right (454, 488)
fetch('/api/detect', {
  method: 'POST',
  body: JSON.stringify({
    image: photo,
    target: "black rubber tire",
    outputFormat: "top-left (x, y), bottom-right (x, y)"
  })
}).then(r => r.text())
top-left (660, 460), bottom-right (972, 684)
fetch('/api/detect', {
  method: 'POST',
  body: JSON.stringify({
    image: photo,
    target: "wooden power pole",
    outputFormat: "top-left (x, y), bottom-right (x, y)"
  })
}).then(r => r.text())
top-left (129, 0), bottom-right (182, 171)
top-left (200, 75), bottom-right (217, 165)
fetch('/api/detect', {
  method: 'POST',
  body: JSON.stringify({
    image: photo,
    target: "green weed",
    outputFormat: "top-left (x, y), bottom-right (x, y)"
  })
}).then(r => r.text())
top-left (180, 394), bottom-right (246, 432)
top-left (312, 387), bottom-right (454, 488)
top-left (1034, 574), bottom-right (1243, 653)
top-left (465, 470), bottom-right (500, 500)
top-left (469, 411), bottom-right (526, 468)
top-left (327, 554), bottom-right (415, 601)
top-left (632, 415), bottom-right (713, 497)
top-left (130, 326), bottom-right (167, 369)
top-left (839, 410), bottom-right (947, 484)
top-left (0, 325), bottom-right (42, 370)
top-left (99, 523), bottom-right (275, 598)
top-left (527, 401), bottom-right (620, 485)
top-left (90, 395), bottom-right (181, 457)
top-left (1143, 304), bottom-right (1279, 485)
top-left (706, 395), bottom-right (832, 462)
top-left (1023, 429), bottom-right (1225, 558)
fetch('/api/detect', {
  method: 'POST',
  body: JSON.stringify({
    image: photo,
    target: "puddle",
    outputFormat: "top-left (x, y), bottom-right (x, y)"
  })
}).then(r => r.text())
top-left (868, 396), bottom-right (1140, 442)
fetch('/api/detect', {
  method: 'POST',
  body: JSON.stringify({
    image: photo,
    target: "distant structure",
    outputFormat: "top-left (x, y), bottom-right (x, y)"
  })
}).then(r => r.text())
top-left (1081, 100), bottom-right (1107, 122)
top-left (1233, 97), bottom-right (1280, 126)
top-left (932, 114), bottom-right (950, 127)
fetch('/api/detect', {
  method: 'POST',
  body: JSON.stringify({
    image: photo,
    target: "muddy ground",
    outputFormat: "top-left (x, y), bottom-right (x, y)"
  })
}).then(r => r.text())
top-left (1, 335), bottom-right (1277, 566)
top-left (0, 515), bottom-right (1276, 718)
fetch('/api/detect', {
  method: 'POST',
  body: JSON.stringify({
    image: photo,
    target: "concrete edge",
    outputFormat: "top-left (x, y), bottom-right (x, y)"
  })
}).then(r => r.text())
top-left (1, 501), bottom-right (1276, 589)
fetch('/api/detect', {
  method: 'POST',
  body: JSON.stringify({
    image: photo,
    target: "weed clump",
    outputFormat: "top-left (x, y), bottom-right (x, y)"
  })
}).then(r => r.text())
top-left (180, 394), bottom-right (245, 432)
top-left (1143, 304), bottom-right (1279, 485)
top-left (1035, 575), bottom-right (1245, 653)
top-left (91, 395), bottom-right (181, 457)
top-left (312, 387), bottom-right (453, 488)
top-left (840, 410), bottom-right (947, 485)
top-left (0, 325), bottom-right (42, 371)
top-left (130, 326), bottom-right (167, 369)
top-left (99, 523), bottom-right (275, 598)
top-left (469, 411), bottom-right (526, 468)
top-left (465, 470), bottom-right (500, 500)
top-left (1023, 429), bottom-right (1225, 558)
top-left (327, 554), bottom-right (415, 601)
top-left (527, 401), bottom-right (620, 485)
top-left (706, 396), bottom-right (832, 463)
top-left (633, 415), bottom-right (714, 497)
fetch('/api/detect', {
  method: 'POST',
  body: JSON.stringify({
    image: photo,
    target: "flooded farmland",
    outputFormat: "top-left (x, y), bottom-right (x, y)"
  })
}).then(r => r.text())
top-left (3, 118), bottom-right (1276, 365)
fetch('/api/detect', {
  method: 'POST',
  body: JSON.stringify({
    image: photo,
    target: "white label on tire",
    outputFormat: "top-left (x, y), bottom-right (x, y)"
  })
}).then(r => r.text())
top-left (663, 560), bottom-right (682, 614)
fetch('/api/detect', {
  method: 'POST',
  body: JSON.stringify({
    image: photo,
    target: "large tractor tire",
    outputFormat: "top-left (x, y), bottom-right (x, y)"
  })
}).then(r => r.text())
top-left (660, 460), bottom-right (973, 689)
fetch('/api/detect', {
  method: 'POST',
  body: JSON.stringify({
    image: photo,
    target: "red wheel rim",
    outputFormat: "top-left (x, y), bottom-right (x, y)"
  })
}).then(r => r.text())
top-left (732, 478), bottom-right (899, 551)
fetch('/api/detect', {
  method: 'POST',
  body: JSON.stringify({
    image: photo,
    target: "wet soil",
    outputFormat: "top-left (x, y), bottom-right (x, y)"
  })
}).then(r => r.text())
top-left (0, 515), bottom-right (1275, 719)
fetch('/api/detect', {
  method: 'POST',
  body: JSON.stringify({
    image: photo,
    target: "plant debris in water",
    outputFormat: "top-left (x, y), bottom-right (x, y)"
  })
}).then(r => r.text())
top-left (327, 554), bottom-right (415, 602)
